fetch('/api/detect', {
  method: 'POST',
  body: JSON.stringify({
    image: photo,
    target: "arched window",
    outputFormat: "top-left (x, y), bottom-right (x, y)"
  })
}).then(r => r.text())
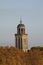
top-left (19, 28), bottom-right (20, 34)
top-left (21, 28), bottom-right (25, 34)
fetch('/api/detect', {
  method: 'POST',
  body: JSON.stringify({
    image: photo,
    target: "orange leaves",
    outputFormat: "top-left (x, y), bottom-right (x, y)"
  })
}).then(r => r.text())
top-left (0, 46), bottom-right (43, 65)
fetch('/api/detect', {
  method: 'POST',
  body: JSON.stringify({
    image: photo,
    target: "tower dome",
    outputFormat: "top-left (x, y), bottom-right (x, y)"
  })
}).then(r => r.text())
top-left (17, 19), bottom-right (25, 34)
top-left (17, 24), bottom-right (25, 28)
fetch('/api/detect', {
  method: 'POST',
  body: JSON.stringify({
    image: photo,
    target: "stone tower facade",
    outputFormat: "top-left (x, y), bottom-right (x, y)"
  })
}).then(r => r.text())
top-left (15, 20), bottom-right (28, 52)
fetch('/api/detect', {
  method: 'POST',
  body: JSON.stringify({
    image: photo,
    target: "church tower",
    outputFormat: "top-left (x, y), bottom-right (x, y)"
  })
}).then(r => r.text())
top-left (15, 19), bottom-right (28, 52)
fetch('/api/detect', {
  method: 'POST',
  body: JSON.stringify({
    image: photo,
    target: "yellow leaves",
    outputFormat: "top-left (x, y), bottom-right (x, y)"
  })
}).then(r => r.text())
top-left (0, 46), bottom-right (43, 65)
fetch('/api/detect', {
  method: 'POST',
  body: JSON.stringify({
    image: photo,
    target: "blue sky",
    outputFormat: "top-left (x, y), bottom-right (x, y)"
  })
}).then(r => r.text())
top-left (0, 0), bottom-right (43, 49)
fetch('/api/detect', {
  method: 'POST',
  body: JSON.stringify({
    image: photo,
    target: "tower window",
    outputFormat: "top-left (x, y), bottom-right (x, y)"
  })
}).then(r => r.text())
top-left (19, 28), bottom-right (20, 34)
top-left (21, 28), bottom-right (24, 34)
top-left (21, 28), bottom-right (23, 31)
top-left (21, 28), bottom-right (25, 34)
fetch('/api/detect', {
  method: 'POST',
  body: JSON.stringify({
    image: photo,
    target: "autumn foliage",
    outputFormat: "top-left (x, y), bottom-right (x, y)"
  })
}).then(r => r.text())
top-left (0, 46), bottom-right (43, 65)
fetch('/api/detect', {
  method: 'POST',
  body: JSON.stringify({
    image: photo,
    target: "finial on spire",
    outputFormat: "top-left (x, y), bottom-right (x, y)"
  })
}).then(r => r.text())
top-left (20, 18), bottom-right (22, 24)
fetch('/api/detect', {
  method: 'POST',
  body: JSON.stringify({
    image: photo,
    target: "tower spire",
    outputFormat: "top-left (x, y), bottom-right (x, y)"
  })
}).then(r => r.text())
top-left (20, 18), bottom-right (22, 24)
